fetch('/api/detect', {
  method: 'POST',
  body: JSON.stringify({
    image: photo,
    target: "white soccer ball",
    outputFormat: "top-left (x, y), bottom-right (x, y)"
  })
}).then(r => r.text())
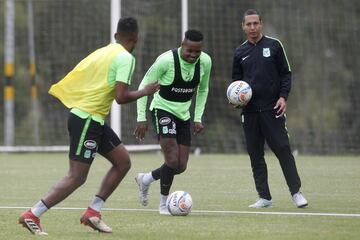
top-left (166, 191), bottom-right (193, 216)
top-left (226, 80), bottom-right (252, 107)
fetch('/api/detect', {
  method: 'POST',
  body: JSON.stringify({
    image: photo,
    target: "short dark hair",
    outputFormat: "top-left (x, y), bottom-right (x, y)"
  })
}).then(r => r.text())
top-left (184, 29), bottom-right (203, 42)
top-left (242, 9), bottom-right (261, 22)
top-left (117, 17), bottom-right (138, 35)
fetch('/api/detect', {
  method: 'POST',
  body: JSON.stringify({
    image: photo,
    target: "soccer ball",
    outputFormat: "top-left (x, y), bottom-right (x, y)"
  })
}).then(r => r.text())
top-left (226, 80), bottom-right (252, 107)
top-left (166, 191), bottom-right (193, 216)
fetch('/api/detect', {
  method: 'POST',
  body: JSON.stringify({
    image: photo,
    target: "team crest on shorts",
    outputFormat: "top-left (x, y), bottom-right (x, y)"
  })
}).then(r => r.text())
top-left (84, 140), bottom-right (97, 149)
top-left (84, 150), bottom-right (92, 158)
top-left (159, 117), bottom-right (171, 125)
top-left (162, 126), bottom-right (169, 134)
top-left (263, 48), bottom-right (270, 57)
top-left (162, 123), bottom-right (176, 135)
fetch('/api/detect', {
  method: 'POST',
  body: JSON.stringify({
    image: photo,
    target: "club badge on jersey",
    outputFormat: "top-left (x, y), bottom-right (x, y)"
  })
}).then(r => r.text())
top-left (263, 48), bottom-right (270, 57)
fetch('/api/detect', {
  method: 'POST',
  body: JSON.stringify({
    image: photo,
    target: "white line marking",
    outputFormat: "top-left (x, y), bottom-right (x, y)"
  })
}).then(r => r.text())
top-left (1, 206), bottom-right (360, 218)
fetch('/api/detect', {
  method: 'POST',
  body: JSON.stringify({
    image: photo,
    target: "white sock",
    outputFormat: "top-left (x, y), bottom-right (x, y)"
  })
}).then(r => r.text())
top-left (31, 200), bottom-right (48, 218)
top-left (89, 196), bottom-right (105, 212)
top-left (160, 194), bottom-right (168, 206)
top-left (142, 172), bottom-right (155, 185)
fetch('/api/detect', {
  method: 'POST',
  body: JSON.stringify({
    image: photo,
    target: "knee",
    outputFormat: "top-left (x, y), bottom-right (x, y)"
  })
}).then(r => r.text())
top-left (249, 156), bottom-right (267, 169)
top-left (272, 143), bottom-right (292, 157)
top-left (123, 158), bottom-right (131, 172)
top-left (251, 161), bottom-right (267, 171)
top-left (113, 156), bottom-right (131, 173)
top-left (247, 146), bottom-right (263, 160)
top-left (162, 149), bottom-right (179, 169)
top-left (67, 173), bottom-right (87, 187)
top-left (175, 164), bottom-right (187, 174)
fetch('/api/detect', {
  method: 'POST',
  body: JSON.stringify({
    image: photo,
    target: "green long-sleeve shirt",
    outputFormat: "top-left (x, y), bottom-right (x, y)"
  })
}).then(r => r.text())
top-left (137, 48), bottom-right (212, 122)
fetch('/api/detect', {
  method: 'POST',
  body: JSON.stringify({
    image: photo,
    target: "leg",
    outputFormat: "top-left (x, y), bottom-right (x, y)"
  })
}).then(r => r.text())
top-left (158, 112), bottom-right (192, 194)
top-left (175, 144), bottom-right (190, 174)
top-left (19, 113), bottom-right (97, 235)
top-left (141, 108), bottom-right (180, 196)
top-left (159, 136), bottom-right (178, 195)
top-left (174, 115), bottom-right (191, 175)
top-left (135, 137), bottom-right (178, 206)
top-left (147, 143), bottom-right (190, 179)
top-left (44, 113), bottom-right (98, 207)
top-left (19, 159), bottom-right (90, 235)
top-left (79, 144), bottom-right (130, 233)
top-left (96, 144), bottom-right (131, 200)
top-left (261, 111), bottom-right (301, 195)
top-left (243, 112), bottom-right (271, 200)
top-left (80, 123), bottom-right (126, 233)
top-left (135, 109), bottom-right (187, 213)
top-left (42, 160), bottom-right (90, 207)
top-left (155, 136), bottom-right (178, 215)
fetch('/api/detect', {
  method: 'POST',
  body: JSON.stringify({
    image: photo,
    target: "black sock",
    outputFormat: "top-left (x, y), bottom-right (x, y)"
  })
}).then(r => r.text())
top-left (160, 164), bottom-right (174, 195)
top-left (151, 166), bottom-right (162, 180)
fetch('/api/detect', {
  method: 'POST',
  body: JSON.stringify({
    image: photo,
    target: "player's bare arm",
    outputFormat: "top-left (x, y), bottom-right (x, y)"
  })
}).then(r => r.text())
top-left (115, 81), bottom-right (159, 104)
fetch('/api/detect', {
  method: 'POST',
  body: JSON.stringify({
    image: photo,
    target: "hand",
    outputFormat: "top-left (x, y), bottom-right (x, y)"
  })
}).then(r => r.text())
top-left (143, 81), bottom-right (160, 95)
top-left (134, 121), bottom-right (148, 141)
top-left (193, 122), bottom-right (204, 135)
top-left (274, 97), bottom-right (286, 118)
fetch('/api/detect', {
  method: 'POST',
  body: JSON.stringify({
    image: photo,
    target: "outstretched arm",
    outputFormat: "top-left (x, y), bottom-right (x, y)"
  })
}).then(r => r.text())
top-left (115, 81), bottom-right (159, 104)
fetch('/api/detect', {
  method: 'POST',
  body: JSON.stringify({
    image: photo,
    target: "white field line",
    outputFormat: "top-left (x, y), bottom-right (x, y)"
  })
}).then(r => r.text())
top-left (1, 206), bottom-right (360, 218)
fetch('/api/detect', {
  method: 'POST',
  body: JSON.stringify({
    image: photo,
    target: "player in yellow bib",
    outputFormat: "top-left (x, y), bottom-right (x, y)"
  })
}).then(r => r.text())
top-left (19, 17), bottom-right (159, 235)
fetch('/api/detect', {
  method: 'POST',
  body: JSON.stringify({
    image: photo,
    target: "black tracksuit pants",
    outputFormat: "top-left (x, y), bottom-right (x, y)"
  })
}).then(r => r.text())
top-left (242, 110), bottom-right (301, 200)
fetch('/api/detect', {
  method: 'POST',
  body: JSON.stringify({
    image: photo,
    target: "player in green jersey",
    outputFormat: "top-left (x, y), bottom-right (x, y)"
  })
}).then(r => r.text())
top-left (134, 29), bottom-right (212, 214)
top-left (18, 17), bottom-right (159, 235)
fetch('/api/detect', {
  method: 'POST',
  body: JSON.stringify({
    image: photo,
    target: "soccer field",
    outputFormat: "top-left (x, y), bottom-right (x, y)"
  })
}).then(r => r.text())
top-left (0, 153), bottom-right (359, 239)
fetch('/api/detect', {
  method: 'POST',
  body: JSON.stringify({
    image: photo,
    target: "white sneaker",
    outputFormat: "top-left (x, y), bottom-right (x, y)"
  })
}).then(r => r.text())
top-left (248, 198), bottom-right (273, 208)
top-left (292, 192), bottom-right (308, 208)
top-left (159, 203), bottom-right (171, 215)
top-left (135, 173), bottom-right (150, 206)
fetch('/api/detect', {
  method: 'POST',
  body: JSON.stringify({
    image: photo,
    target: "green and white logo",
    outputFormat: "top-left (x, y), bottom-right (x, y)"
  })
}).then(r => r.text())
top-left (263, 48), bottom-right (270, 57)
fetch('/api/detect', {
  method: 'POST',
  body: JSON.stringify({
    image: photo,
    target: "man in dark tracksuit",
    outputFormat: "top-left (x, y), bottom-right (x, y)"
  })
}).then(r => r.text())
top-left (232, 9), bottom-right (308, 208)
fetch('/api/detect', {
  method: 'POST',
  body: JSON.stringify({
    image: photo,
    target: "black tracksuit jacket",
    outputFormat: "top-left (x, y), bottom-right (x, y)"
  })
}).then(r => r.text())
top-left (232, 35), bottom-right (292, 112)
